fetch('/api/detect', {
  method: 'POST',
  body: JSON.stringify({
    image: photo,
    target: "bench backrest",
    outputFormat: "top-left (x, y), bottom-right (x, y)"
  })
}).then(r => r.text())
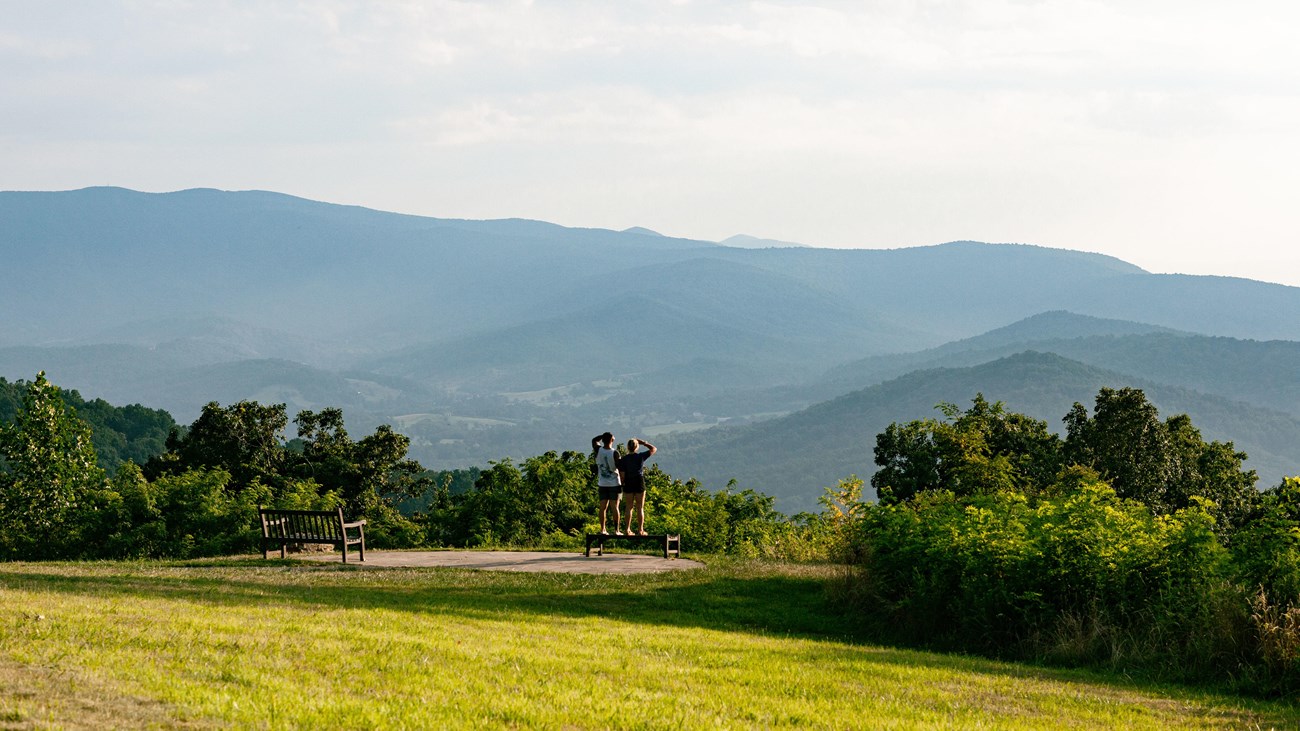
top-left (259, 507), bottom-right (345, 540)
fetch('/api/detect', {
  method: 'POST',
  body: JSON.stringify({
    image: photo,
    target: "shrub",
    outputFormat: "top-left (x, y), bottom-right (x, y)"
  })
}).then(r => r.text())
top-left (845, 477), bottom-right (1246, 678)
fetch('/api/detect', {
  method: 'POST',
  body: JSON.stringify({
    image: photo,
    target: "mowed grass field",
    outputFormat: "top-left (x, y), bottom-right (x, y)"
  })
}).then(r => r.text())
top-left (1, 557), bottom-right (1296, 730)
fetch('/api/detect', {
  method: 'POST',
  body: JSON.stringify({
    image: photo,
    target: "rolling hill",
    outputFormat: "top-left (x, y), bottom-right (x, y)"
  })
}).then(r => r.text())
top-left (657, 352), bottom-right (1300, 513)
top-left (11, 187), bottom-right (1300, 362)
top-left (4, 187), bottom-right (1300, 479)
top-left (817, 312), bottom-right (1300, 417)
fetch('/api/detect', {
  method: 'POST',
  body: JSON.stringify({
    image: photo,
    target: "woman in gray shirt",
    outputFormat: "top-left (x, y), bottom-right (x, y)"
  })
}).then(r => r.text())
top-left (591, 432), bottom-right (622, 534)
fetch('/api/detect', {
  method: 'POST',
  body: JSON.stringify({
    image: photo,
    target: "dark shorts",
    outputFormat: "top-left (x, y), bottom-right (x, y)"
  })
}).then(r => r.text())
top-left (622, 475), bottom-right (645, 495)
top-left (598, 485), bottom-right (622, 501)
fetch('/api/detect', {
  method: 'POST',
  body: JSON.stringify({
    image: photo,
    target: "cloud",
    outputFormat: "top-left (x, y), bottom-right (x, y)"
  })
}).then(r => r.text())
top-left (2, 1), bottom-right (1299, 285)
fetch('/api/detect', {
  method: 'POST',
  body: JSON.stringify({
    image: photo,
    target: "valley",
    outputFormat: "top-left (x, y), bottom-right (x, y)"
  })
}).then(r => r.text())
top-left (4, 187), bottom-right (1299, 512)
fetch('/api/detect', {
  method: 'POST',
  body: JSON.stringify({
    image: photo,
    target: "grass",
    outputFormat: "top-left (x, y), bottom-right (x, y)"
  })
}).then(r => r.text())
top-left (1, 557), bottom-right (1297, 730)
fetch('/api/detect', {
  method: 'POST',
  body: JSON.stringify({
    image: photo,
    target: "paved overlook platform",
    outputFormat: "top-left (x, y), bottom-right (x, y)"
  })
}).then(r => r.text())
top-left (302, 550), bottom-right (704, 575)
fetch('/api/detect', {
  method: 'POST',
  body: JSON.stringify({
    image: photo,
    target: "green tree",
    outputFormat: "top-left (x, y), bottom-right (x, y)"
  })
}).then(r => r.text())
top-left (1063, 387), bottom-right (1173, 509)
top-left (1165, 414), bottom-right (1259, 535)
top-left (149, 468), bottom-right (267, 558)
top-left (0, 372), bottom-right (106, 559)
top-left (872, 395), bottom-right (1062, 503)
top-left (148, 400), bottom-right (288, 491)
top-left (102, 461), bottom-right (165, 558)
top-left (1064, 388), bottom-right (1257, 529)
top-left (1231, 478), bottom-right (1300, 601)
top-left (2, 377), bottom-right (177, 475)
top-left (643, 469), bottom-right (792, 555)
top-left (288, 409), bottom-right (431, 542)
top-left (449, 452), bottom-right (593, 546)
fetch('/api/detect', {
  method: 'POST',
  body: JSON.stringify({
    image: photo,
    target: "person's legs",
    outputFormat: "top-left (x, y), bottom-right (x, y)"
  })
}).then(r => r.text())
top-left (599, 497), bottom-right (612, 533)
top-left (634, 491), bottom-right (647, 535)
top-left (622, 491), bottom-right (634, 533)
top-left (612, 496), bottom-right (623, 534)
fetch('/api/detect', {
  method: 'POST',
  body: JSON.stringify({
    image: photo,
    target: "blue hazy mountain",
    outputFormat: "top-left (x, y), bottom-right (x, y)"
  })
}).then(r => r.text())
top-left (816, 311), bottom-right (1300, 417)
top-left (4, 187), bottom-right (1300, 478)
top-left (657, 351), bottom-right (1300, 513)
top-left (17, 187), bottom-right (1300, 358)
top-left (719, 234), bottom-right (809, 249)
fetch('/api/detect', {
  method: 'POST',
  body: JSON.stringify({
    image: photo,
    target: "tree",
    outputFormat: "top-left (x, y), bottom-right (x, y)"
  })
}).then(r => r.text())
top-left (447, 452), bottom-right (593, 546)
top-left (1064, 388), bottom-right (1257, 528)
top-left (1063, 387), bottom-right (1173, 509)
top-left (289, 409), bottom-right (431, 519)
top-left (148, 400), bottom-right (288, 491)
top-left (872, 395), bottom-right (1062, 503)
top-left (1, 377), bottom-right (175, 475)
top-left (0, 372), bottom-right (106, 558)
top-left (871, 418), bottom-right (945, 503)
top-left (1164, 414), bottom-right (1259, 534)
top-left (1232, 477), bottom-right (1300, 602)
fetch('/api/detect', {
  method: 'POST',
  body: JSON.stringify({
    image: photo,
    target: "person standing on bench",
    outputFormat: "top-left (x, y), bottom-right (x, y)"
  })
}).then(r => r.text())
top-left (592, 432), bottom-right (623, 535)
top-left (618, 438), bottom-right (657, 536)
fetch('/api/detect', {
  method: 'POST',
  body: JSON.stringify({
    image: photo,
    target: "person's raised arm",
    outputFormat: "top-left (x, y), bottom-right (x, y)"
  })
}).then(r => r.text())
top-left (641, 440), bottom-right (657, 456)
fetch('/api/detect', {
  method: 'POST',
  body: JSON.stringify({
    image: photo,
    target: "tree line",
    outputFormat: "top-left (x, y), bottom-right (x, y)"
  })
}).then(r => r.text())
top-left (0, 373), bottom-right (828, 561)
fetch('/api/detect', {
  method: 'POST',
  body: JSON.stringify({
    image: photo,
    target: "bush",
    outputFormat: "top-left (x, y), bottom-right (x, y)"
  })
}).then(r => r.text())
top-left (642, 469), bottom-right (828, 557)
top-left (845, 476), bottom-right (1247, 679)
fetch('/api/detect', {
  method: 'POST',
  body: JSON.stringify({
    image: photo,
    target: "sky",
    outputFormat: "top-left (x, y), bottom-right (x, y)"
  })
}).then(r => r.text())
top-left (3, 1), bottom-right (1299, 286)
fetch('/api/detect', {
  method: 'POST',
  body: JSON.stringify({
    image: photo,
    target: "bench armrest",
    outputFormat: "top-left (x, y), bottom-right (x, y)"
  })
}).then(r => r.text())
top-left (342, 520), bottom-right (367, 528)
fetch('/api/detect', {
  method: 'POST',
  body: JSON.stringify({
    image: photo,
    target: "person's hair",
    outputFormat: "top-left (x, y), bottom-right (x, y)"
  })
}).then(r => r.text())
top-left (592, 432), bottom-right (614, 456)
top-left (627, 439), bottom-right (639, 452)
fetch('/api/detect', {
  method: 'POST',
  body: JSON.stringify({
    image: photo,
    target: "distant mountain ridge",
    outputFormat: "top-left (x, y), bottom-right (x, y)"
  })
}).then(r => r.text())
top-left (720, 234), bottom-right (808, 249)
top-left (815, 311), bottom-right (1179, 394)
top-left (658, 351), bottom-right (1300, 512)
top-left (817, 312), bottom-right (1300, 417)
top-left (4, 187), bottom-right (1300, 484)
top-left (9, 187), bottom-right (1300, 352)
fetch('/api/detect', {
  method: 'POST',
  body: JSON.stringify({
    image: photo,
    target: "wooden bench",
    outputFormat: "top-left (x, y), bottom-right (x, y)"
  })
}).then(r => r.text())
top-left (259, 507), bottom-right (367, 563)
top-left (585, 533), bottom-right (681, 559)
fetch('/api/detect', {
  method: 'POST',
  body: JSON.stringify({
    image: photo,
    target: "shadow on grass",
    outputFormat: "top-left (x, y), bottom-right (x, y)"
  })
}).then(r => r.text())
top-left (1, 561), bottom-right (859, 642)
top-left (1, 560), bottom-right (1292, 717)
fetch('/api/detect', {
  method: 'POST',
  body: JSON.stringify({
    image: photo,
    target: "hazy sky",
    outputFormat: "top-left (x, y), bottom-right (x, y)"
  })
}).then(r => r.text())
top-left (3, 1), bottom-right (1298, 286)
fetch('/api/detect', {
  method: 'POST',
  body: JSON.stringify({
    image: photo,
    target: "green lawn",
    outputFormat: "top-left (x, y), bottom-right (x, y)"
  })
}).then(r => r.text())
top-left (1, 558), bottom-right (1295, 730)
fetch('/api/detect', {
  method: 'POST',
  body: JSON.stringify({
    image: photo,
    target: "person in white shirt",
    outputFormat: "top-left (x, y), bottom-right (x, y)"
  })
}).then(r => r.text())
top-left (591, 432), bottom-right (622, 535)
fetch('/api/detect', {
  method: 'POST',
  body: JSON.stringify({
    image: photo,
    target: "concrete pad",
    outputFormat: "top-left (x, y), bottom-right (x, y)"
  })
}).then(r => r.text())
top-left (301, 550), bottom-right (704, 575)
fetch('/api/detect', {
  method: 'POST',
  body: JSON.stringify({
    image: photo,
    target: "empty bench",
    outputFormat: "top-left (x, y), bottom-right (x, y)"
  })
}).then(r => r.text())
top-left (259, 507), bottom-right (367, 563)
top-left (585, 533), bottom-right (681, 559)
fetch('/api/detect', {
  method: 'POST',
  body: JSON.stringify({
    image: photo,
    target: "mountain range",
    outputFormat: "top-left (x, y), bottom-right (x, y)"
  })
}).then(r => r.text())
top-left (4, 187), bottom-right (1299, 511)
top-left (658, 350), bottom-right (1300, 512)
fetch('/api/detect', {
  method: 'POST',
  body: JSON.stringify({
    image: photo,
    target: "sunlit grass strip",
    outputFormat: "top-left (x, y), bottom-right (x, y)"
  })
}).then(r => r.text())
top-left (1, 561), bottom-right (1295, 730)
